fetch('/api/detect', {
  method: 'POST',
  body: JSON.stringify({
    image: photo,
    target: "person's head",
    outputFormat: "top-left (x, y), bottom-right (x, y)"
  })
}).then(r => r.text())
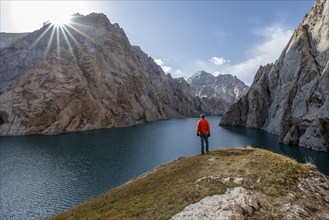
top-left (200, 114), bottom-right (205, 118)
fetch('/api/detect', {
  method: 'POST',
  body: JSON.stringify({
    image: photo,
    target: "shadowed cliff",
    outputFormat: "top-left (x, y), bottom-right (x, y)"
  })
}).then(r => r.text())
top-left (220, 0), bottom-right (329, 152)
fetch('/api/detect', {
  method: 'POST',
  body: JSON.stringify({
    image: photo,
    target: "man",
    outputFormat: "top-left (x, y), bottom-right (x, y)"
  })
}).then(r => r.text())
top-left (196, 114), bottom-right (210, 155)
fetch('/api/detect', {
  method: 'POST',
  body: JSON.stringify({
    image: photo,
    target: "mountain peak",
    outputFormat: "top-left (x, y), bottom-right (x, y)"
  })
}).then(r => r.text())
top-left (196, 70), bottom-right (211, 76)
top-left (188, 71), bottom-right (248, 101)
top-left (186, 71), bottom-right (249, 115)
top-left (187, 71), bottom-right (215, 85)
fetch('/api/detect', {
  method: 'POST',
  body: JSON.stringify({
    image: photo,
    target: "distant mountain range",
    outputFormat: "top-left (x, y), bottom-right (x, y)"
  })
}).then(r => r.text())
top-left (187, 71), bottom-right (249, 115)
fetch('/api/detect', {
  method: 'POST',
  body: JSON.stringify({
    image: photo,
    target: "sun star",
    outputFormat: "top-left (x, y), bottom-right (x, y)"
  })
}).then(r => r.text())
top-left (50, 14), bottom-right (71, 27)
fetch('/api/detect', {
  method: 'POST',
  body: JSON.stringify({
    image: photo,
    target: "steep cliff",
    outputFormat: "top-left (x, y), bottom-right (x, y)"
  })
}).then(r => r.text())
top-left (0, 13), bottom-right (199, 135)
top-left (187, 71), bottom-right (249, 115)
top-left (221, 0), bottom-right (329, 152)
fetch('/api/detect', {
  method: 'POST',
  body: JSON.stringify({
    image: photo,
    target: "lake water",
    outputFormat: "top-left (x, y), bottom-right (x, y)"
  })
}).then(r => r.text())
top-left (1, 116), bottom-right (328, 219)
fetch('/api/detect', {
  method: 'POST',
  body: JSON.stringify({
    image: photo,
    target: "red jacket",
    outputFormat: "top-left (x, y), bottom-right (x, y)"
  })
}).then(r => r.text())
top-left (197, 118), bottom-right (210, 135)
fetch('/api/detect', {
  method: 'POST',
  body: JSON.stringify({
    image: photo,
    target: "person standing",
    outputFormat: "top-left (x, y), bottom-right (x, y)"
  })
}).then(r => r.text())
top-left (196, 114), bottom-right (210, 155)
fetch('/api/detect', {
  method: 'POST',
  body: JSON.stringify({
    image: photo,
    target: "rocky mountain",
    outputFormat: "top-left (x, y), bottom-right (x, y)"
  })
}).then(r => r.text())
top-left (0, 13), bottom-right (201, 135)
top-left (187, 71), bottom-right (249, 115)
top-left (220, 0), bottom-right (329, 152)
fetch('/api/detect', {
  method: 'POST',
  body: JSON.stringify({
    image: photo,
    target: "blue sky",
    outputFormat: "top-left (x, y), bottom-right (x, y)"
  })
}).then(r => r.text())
top-left (1, 1), bottom-right (314, 84)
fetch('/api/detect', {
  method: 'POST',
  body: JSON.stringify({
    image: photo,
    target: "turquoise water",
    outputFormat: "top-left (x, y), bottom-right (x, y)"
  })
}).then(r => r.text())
top-left (0, 116), bottom-right (328, 219)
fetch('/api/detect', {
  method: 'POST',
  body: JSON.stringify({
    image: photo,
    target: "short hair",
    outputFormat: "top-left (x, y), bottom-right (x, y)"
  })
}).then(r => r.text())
top-left (200, 114), bottom-right (205, 118)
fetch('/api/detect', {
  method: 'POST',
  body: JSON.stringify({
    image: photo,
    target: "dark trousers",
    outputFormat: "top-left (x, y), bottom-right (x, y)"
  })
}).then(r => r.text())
top-left (200, 134), bottom-right (209, 153)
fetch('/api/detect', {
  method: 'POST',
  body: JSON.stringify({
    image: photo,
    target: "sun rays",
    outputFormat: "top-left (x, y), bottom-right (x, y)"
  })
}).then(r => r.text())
top-left (30, 14), bottom-right (96, 59)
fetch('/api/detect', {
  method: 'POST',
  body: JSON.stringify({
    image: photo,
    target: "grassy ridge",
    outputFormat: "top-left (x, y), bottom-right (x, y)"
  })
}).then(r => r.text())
top-left (52, 147), bottom-right (320, 220)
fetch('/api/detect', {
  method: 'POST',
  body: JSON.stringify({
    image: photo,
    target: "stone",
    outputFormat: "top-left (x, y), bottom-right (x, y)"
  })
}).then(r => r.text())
top-left (171, 187), bottom-right (259, 220)
top-left (233, 177), bottom-right (243, 184)
top-left (221, 177), bottom-right (231, 184)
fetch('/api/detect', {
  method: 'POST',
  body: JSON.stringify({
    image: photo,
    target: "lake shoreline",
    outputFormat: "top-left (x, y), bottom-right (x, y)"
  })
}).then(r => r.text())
top-left (1, 117), bottom-right (328, 219)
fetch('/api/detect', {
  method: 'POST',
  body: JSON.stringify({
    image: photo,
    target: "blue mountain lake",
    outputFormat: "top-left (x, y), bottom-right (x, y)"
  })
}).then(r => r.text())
top-left (1, 116), bottom-right (328, 219)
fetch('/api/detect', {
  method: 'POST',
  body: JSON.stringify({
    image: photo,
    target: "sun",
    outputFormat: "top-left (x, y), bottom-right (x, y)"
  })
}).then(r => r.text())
top-left (50, 14), bottom-right (72, 27)
top-left (3, 1), bottom-right (93, 32)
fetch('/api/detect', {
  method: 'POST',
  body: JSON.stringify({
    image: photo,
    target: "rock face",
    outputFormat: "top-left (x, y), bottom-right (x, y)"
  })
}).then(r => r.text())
top-left (0, 13), bottom-right (200, 135)
top-left (187, 71), bottom-right (249, 115)
top-left (0, 32), bottom-right (41, 89)
top-left (0, 33), bottom-right (29, 49)
top-left (221, 0), bottom-right (329, 152)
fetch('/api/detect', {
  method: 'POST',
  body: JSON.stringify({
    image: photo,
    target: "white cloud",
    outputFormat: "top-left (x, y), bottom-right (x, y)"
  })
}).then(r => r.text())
top-left (162, 66), bottom-right (172, 73)
top-left (251, 25), bottom-right (293, 61)
top-left (154, 58), bottom-right (189, 78)
top-left (154, 58), bottom-right (172, 73)
top-left (216, 24), bottom-right (293, 85)
top-left (154, 59), bottom-right (164, 66)
top-left (209, 56), bottom-right (228, 65)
